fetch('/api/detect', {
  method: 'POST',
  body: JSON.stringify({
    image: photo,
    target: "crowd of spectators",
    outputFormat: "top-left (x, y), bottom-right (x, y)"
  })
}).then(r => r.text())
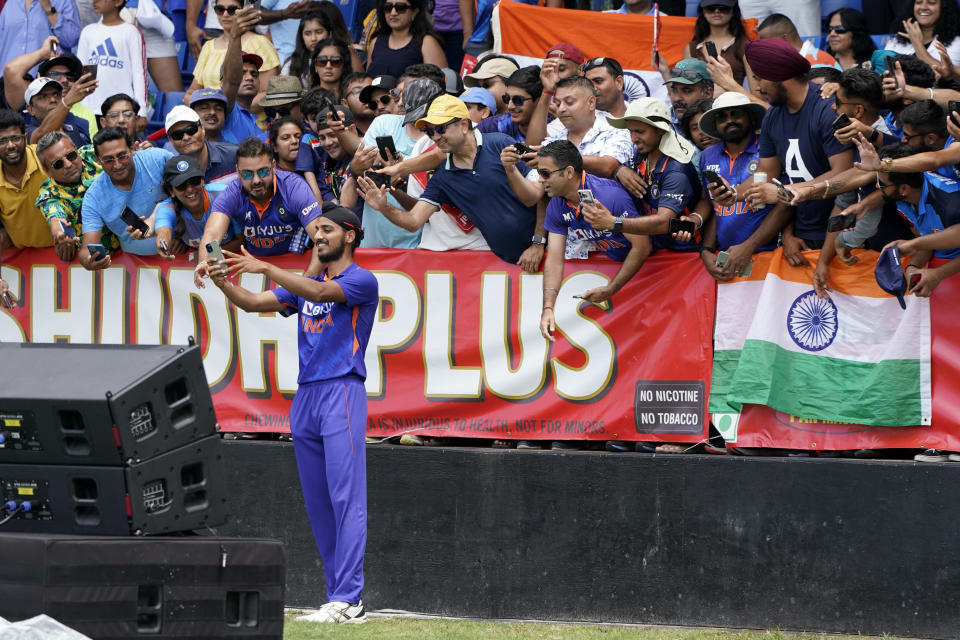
top-left (0, 0), bottom-right (959, 459)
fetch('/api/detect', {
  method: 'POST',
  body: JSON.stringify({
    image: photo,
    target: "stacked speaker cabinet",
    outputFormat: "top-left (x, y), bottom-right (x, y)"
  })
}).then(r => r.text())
top-left (0, 342), bottom-right (227, 535)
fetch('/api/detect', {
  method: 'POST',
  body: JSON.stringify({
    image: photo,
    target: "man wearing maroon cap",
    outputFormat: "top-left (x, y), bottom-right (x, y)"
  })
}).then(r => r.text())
top-left (737, 37), bottom-right (853, 269)
top-left (545, 43), bottom-right (584, 82)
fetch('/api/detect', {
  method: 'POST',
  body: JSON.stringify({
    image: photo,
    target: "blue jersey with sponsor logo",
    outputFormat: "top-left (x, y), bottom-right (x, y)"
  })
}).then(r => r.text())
top-left (758, 84), bottom-right (850, 242)
top-left (273, 263), bottom-right (380, 384)
top-left (631, 151), bottom-right (702, 251)
top-left (699, 136), bottom-right (779, 252)
top-left (895, 172), bottom-right (960, 259)
top-left (211, 170), bottom-right (322, 255)
top-left (544, 173), bottom-right (639, 261)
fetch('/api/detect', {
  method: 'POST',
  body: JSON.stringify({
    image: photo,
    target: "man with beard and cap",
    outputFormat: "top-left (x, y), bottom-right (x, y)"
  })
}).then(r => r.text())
top-left (693, 92), bottom-right (781, 281)
top-left (164, 105), bottom-right (238, 183)
top-left (0, 109), bottom-right (53, 251)
top-left (662, 58), bottom-right (714, 126)
top-left (350, 77), bottom-right (443, 248)
top-left (208, 201), bottom-right (377, 625)
top-left (739, 37), bottom-right (853, 269)
top-left (585, 98), bottom-right (701, 253)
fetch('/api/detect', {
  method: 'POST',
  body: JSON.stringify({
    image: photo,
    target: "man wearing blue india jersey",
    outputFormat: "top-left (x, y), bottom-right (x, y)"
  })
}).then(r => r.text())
top-left (209, 203), bottom-right (377, 625)
top-left (538, 140), bottom-right (650, 341)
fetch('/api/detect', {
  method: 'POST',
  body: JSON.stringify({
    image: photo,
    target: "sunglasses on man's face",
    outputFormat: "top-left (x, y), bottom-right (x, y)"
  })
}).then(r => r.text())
top-left (50, 149), bottom-right (79, 171)
top-left (264, 105), bottom-right (292, 119)
top-left (502, 94), bottom-right (532, 107)
top-left (169, 122), bottom-right (201, 141)
top-left (239, 166), bottom-right (272, 181)
top-left (173, 176), bottom-right (204, 191)
top-left (47, 71), bottom-right (77, 82)
top-left (421, 120), bottom-right (459, 138)
top-left (315, 56), bottom-right (344, 67)
top-left (366, 94), bottom-right (394, 111)
top-left (213, 4), bottom-right (240, 14)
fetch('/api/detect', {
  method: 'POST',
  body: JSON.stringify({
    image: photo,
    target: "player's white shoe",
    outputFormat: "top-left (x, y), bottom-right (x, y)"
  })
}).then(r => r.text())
top-left (296, 599), bottom-right (367, 624)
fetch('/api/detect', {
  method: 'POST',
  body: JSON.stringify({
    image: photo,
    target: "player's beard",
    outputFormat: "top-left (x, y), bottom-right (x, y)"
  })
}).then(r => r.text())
top-left (316, 239), bottom-right (346, 262)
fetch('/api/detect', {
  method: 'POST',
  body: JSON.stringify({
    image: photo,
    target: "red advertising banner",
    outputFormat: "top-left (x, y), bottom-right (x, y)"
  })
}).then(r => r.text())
top-left (0, 248), bottom-right (715, 441)
top-left (733, 259), bottom-right (960, 451)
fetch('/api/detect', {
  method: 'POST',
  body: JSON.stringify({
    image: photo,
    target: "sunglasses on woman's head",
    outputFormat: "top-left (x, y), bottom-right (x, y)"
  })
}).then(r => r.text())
top-left (169, 122), bottom-right (201, 141)
top-left (264, 105), bottom-right (292, 119)
top-left (383, 2), bottom-right (411, 13)
top-left (366, 94), bottom-right (394, 111)
top-left (50, 150), bottom-right (79, 171)
top-left (239, 166), bottom-right (272, 181)
top-left (173, 176), bottom-right (203, 191)
top-left (213, 4), bottom-right (240, 14)
top-left (827, 25), bottom-right (849, 34)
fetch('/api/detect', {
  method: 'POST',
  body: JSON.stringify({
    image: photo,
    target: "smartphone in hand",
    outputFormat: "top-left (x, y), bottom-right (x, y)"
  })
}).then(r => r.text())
top-left (514, 142), bottom-right (534, 155)
top-left (364, 170), bottom-right (391, 189)
top-left (1, 291), bottom-right (14, 309)
top-left (87, 243), bottom-right (106, 261)
top-left (771, 178), bottom-right (793, 201)
top-left (375, 136), bottom-right (398, 162)
top-left (702, 169), bottom-right (723, 187)
top-left (577, 189), bottom-right (596, 207)
top-left (831, 112), bottom-right (852, 131)
top-left (704, 41), bottom-right (718, 60)
top-left (909, 272), bottom-right (922, 291)
top-left (59, 220), bottom-right (75, 239)
top-left (668, 218), bottom-right (696, 235)
top-left (120, 207), bottom-right (150, 235)
top-left (81, 64), bottom-right (97, 79)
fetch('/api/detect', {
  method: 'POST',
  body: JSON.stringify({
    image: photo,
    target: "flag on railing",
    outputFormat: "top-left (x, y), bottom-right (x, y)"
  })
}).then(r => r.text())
top-left (710, 248), bottom-right (932, 427)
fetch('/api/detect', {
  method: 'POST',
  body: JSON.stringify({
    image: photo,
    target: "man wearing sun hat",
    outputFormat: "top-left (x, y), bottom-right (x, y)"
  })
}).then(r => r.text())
top-left (356, 94), bottom-right (546, 268)
top-left (463, 56), bottom-right (520, 115)
top-left (588, 97), bottom-right (701, 252)
top-left (695, 91), bottom-right (783, 280)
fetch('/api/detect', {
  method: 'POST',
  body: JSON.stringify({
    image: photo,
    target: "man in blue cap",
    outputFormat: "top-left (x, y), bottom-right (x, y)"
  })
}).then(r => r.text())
top-left (663, 58), bottom-right (714, 126)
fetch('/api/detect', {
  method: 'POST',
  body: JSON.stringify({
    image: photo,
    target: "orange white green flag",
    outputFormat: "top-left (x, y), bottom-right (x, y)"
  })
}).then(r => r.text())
top-left (709, 249), bottom-right (932, 427)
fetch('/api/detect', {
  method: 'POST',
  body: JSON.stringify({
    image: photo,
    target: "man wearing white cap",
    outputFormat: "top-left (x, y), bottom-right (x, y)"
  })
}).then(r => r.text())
top-left (164, 105), bottom-right (238, 183)
top-left (694, 92), bottom-right (783, 280)
top-left (586, 97), bottom-right (701, 252)
top-left (78, 126), bottom-right (173, 269)
top-left (23, 76), bottom-right (96, 148)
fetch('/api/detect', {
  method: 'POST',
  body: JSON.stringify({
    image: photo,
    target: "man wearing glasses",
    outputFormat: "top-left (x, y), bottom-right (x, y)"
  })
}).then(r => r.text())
top-left (78, 127), bottom-right (174, 269)
top-left (164, 105), bottom-right (238, 183)
top-left (99, 93), bottom-right (152, 149)
top-left (0, 110), bottom-right (55, 252)
top-left (477, 66), bottom-right (541, 142)
top-left (195, 137), bottom-right (323, 285)
top-left (35, 130), bottom-right (116, 263)
top-left (357, 95), bottom-right (545, 268)
top-left (258, 76), bottom-right (305, 124)
top-left (357, 75), bottom-right (401, 118)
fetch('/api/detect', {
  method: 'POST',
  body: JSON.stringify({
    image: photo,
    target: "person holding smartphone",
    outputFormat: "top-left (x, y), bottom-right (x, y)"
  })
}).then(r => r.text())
top-left (683, 0), bottom-right (755, 92)
top-left (208, 203), bottom-right (377, 625)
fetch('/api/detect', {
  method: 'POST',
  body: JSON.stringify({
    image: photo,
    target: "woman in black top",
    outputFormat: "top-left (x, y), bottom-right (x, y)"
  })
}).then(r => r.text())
top-left (366, 0), bottom-right (446, 78)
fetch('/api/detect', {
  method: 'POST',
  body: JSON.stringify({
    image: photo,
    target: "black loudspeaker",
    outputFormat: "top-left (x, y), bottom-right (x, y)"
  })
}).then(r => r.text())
top-left (0, 533), bottom-right (284, 639)
top-left (0, 342), bottom-right (216, 466)
top-left (0, 435), bottom-right (227, 535)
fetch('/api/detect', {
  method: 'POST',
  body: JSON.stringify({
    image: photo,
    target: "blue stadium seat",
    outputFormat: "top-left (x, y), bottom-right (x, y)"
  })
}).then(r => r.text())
top-left (872, 34), bottom-right (893, 49)
top-left (163, 91), bottom-right (187, 116)
top-left (147, 92), bottom-right (165, 133)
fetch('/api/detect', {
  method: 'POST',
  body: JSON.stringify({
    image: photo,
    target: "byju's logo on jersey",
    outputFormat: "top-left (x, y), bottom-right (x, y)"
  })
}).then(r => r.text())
top-left (787, 291), bottom-right (838, 352)
top-left (88, 38), bottom-right (124, 69)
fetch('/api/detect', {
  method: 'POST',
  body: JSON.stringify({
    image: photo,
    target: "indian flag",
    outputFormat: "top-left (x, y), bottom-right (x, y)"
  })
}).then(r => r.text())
top-left (710, 249), bottom-right (931, 427)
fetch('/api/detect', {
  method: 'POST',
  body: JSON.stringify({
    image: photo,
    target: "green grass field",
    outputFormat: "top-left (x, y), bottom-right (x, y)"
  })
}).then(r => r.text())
top-left (283, 613), bottom-right (894, 640)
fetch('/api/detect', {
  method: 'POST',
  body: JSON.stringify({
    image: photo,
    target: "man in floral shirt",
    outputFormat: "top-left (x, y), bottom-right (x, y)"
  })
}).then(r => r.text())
top-left (35, 131), bottom-right (118, 262)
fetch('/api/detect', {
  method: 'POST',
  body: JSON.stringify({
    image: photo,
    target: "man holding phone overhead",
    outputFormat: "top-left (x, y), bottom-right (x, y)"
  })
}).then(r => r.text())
top-left (537, 141), bottom-right (650, 341)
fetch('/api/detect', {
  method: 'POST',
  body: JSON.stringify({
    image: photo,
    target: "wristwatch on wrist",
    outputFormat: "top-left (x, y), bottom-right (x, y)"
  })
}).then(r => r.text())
top-left (531, 234), bottom-right (547, 246)
top-left (45, 5), bottom-right (57, 14)
top-left (612, 216), bottom-right (623, 234)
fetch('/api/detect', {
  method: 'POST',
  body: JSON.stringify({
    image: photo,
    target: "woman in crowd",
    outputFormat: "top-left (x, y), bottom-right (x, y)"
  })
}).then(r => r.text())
top-left (270, 116), bottom-right (303, 172)
top-left (281, 11), bottom-right (328, 87)
top-left (885, 0), bottom-right (960, 68)
top-left (365, 0), bottom-right (446, 78)
top-left (824, 9), bottom-right (876, 70)
top-left (186, 0), bottom-right (280, 106)
top-left (309, 38), bottom-right (352, 98)
top-left (151, 156), bottom-right (241, 257)
top-left (684, 0), bottom-right (755, 93)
